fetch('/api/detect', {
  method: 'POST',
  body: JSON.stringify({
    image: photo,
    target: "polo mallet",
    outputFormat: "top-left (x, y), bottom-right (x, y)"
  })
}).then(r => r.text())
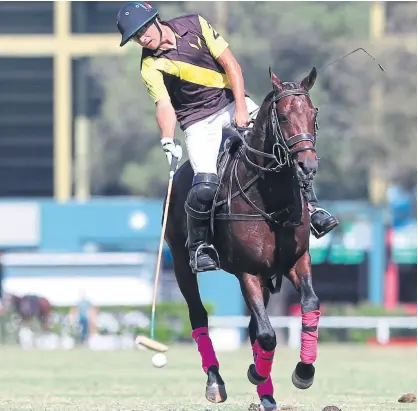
top-left (135, 140), bottom-right (181, 353)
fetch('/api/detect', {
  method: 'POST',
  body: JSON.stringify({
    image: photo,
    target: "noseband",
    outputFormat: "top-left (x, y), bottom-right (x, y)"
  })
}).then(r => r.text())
top-left (238, 88), bottom-right (318, 172)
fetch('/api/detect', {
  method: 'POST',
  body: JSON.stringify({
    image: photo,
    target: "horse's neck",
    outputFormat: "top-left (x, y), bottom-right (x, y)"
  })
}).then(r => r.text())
top-left (237, 150), bottom-right (296, 214)
top-left (238, 94), bottom-right (298, 210)
top-left (250, 102), bottom-right (268, 144)
top-left (245, 127), bottom-right (274, 171)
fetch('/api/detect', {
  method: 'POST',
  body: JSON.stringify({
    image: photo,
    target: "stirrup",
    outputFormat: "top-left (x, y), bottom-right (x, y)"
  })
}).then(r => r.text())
top-left (190, 243), bottom-right (220, 273)
top-left (309, 206), bottom-right (330, 217)
top-left (309, 207), bottom-right (339, 239)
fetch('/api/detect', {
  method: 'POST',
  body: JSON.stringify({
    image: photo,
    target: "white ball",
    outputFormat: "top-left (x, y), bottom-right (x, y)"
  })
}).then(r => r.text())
top-left (151, 352), bottom-right (167, 368)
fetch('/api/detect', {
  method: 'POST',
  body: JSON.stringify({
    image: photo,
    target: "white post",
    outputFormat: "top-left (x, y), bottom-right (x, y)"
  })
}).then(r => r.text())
top-left (376, 319), bottom-right (390, 344)
top-left (288, 317), bottom-right (301, 348)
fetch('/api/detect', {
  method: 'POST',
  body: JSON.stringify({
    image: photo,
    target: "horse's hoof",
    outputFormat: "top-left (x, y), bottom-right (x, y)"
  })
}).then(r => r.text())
top-left (248, 395), bottom-right (279, 411)
top-left (260, 395), bottom-right (278, 411)
top-left (206, 365), bottom-right (227, 403)
top-left (247, 363), bottom-right (268, 386)
top-left (205, 382), bottom-right (227, 403)
top-left (291, 361), bottom-right (315, 389)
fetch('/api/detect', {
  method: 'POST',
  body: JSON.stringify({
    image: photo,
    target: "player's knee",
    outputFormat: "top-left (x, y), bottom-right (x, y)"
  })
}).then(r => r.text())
top-left (188, 173), bottom-right (219, 206)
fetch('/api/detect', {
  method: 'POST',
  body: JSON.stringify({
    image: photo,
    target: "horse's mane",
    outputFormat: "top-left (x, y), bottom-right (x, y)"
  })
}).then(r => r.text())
top-left (252, 90), bottom-right (274, 138)
top-left (252, 81), bottom-right (302, 137)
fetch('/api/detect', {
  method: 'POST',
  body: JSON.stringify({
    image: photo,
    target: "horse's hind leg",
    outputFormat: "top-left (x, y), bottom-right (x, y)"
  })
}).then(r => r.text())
top-left (170, 245), bottom-right (227, 403)
top-left (248, 286), bottom-right (278, 411)
top-left (239, 272), bottom-right (277, 387)
top-left (286, 251), bottom-right (320, 390)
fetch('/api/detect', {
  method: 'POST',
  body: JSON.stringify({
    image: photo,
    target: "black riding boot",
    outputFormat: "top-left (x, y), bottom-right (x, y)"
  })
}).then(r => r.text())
top-left (185, 173), bottom-right (220, 273)
top-left (303, 183), bottom-right (339, 239)
top-left (187, 215), bottom-right (219, 273)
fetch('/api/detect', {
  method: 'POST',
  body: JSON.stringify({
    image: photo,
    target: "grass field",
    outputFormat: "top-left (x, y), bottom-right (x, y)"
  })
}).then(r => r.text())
top-left (0, 344), bottom-right (415, 411)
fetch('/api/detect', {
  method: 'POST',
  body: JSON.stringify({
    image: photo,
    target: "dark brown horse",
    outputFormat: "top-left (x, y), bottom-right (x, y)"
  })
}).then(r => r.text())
top-left (165, 67), bottom-right (322, 410)
top-left (6, 293), bottom-right (52, 331)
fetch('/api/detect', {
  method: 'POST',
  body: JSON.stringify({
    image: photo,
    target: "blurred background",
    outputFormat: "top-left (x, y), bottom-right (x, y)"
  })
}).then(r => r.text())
top-left (0, 1), bottom-right (415, 350)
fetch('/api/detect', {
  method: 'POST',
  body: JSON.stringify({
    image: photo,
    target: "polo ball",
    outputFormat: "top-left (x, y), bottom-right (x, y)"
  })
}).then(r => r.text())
top-left (151, 352), bottom-right (167, 368)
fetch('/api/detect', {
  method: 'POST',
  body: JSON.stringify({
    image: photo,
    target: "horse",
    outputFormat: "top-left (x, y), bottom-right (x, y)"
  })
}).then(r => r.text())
top-left (165, 66), bottom-right (322, 410)
top-left (5, 293), bottom-right (52, 331)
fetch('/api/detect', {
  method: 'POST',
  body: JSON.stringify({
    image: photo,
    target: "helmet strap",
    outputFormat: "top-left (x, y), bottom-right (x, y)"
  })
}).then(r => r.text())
top-left (154, 19), bottom-right (163, 45)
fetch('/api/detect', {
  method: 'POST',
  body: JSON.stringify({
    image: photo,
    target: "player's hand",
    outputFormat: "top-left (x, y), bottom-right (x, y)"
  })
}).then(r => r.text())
top-left (161, 137), bottom-right (182, 167)
top-left (233, 106), bottom-right (250, 127)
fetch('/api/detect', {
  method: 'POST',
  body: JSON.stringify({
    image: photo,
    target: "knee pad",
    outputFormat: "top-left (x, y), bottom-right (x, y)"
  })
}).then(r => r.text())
top-left (186, 173), bottom-right (219, 216)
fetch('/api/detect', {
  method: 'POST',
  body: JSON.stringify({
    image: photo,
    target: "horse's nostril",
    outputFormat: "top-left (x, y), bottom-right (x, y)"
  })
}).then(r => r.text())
top-left (298, 159), bottom-right (317, 175)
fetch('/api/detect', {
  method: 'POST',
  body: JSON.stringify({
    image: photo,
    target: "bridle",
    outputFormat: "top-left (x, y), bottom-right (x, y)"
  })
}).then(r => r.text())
top-left (237, 88), bottom-right (318, 173)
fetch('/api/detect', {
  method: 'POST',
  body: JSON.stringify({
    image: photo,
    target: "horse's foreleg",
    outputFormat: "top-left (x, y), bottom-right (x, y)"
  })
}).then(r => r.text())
top-left (286, 251), bottom-right (320, 390)
top-left (171, 246), bottom-right (226, 403)
top-left (248, 287), bottom-right (278, 411)
top-left (240, 272), bottom-right (276, 386)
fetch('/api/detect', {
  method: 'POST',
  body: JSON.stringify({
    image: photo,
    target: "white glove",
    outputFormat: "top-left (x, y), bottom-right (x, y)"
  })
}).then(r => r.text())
top-left (161, 137), bottom-right (182, 167)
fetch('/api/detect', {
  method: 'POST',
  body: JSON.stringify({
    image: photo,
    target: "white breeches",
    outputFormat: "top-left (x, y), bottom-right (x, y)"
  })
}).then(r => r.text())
top-left (184, 96), bottom-right (259, 175)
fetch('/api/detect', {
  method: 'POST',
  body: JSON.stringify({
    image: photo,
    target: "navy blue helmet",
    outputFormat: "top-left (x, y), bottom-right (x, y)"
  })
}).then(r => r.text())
top-left (117, 2), bottom-right (159, 46)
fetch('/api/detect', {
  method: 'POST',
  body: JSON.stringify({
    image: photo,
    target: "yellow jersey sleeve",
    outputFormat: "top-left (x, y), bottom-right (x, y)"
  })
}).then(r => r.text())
top-left (198, 15), bottom-right (229, 60)
top-left (141, 57), bottom-right (170, 103)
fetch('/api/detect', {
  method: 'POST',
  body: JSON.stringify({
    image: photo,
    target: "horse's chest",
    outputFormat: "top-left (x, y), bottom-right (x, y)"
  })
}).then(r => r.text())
top-left (229, 221), bottom-right (276, 263)
top-left (219, 220), bottom-right (306, 272)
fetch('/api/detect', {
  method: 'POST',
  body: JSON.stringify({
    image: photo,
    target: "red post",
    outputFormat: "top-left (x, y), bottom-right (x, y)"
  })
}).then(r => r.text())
top-left (384, 227), bottom-right (399, 310)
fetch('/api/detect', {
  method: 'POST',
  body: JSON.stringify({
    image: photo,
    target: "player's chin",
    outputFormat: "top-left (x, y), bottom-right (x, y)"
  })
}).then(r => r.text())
top-left (142, 40), bottom-right (158, 50)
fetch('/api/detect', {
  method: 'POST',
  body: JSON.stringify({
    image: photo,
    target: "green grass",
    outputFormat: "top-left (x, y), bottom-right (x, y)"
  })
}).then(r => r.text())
top-left (0, 344), bottom-right (415, 411)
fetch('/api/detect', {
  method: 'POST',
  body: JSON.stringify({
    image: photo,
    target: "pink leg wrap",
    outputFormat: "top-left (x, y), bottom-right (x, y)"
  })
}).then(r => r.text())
top-left (253, 340), bottom-right (275, 379)
top-left (300, 310), bottom-right (320, 364)
top-left (252, 341), bottom-right (274, 398)
top-left (191, 327), bottom-right (219, 373)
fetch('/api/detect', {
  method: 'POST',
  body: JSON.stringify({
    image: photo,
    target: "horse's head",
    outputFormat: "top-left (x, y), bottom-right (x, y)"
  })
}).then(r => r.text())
top-left (268, 67), bottom-right (319, 182)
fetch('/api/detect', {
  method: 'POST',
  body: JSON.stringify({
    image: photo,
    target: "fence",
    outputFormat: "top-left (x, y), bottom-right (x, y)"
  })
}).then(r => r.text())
top-left (209, 316), bottom-right (417, 347)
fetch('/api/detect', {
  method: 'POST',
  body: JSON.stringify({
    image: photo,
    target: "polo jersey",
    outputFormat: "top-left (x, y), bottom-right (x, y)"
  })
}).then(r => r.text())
top-left (140, 14), bottom-right (235, 131)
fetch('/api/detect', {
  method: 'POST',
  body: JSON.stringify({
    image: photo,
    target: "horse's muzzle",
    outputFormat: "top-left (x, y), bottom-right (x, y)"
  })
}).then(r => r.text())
top-left (297, 157), bottom-right (318, 179)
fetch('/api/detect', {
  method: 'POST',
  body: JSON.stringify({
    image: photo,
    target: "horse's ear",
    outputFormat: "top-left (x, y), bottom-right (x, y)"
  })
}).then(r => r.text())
top-left (269, 67), bottom-right (282, 90)
top-left (300, 67), bottom-right (317, 90)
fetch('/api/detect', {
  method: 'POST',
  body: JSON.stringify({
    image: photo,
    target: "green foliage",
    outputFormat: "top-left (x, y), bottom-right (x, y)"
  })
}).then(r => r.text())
top-left (319, 303), bottom-right (416, 343)
top-left (1, 302), bottom-right (215, 344)
top-left (89, 2), bottom-right (416, 199)
top-left (120, 145), bottom-right (168, 196)
top-left (133, 301), bottom-right (215, 342)
top-left (325, 302), bottom-right (411, 317)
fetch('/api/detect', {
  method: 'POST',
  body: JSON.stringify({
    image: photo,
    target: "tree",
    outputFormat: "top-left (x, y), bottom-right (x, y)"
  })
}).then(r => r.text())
top-left (88, 2), bottom-right (416, 199)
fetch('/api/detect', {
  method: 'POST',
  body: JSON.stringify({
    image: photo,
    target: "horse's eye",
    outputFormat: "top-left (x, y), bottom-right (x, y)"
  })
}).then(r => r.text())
top-left (277, 113), bottom-right (288, 122)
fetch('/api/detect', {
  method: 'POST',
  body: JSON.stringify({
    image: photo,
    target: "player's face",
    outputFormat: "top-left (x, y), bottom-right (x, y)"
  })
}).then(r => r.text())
top-left (132, 20), bottom-right (160, 50)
